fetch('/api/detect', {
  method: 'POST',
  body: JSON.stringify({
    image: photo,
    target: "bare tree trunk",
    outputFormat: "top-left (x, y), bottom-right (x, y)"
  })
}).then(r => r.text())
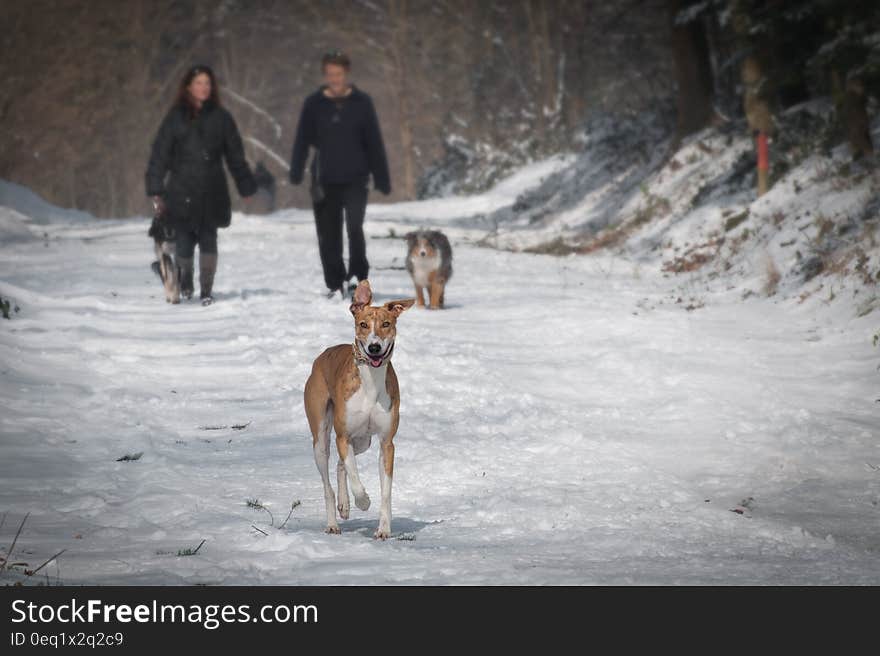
top-left (840, 75), bottom-right (874, 160)
top-left (668, 0), bottom-right (714, 139)
top-left (741, 56), bottom-right (773, 135)
top-left (524, 0), bottom-right (547, 143)
top-left (388, 0), bottom-right (415, 199)
top-left (537, 1), bottom-right (554, 120)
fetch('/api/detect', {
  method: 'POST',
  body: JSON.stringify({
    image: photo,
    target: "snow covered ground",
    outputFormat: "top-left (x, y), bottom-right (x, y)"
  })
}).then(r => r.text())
top-left (1, 172), bottom-right (879, 585)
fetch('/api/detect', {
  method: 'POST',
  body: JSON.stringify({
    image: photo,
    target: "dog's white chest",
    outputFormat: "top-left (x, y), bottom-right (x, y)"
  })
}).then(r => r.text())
top-left (410, 253), bottom-right (441, 287)
top-left (345, 364), bottom-right (392, 439)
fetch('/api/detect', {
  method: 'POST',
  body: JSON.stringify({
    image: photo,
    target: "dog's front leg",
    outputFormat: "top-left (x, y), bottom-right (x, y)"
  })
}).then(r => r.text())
top-left (313, 438), bottom-right (340, 534)
top-left (163, 251), bottom-right (180, 304)
top-left (376, 435), bottom-right (394, 540)
top-left (429, 280), bottom-right (443, 309)
top-left (336, 434), bottom-right (370, 511)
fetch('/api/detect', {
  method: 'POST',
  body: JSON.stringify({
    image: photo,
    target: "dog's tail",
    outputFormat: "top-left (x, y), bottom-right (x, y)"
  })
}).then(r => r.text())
top-left (151, 259), bottom-right (164, 283)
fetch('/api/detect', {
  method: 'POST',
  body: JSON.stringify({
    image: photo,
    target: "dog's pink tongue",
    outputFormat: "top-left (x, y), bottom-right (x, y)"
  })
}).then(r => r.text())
top-left (370, 357), bottom-right (383, 367)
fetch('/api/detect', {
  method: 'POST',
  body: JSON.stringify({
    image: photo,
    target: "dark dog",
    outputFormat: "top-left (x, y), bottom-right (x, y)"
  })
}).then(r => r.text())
top-left (148, 211), bottom-right (179, 304)
top-left (404, 230), bottom-right (453, 309)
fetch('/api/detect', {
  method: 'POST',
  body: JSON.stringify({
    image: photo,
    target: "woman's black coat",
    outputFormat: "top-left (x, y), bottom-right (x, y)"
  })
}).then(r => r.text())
top-left (145, 101), bottom-right (256, 230)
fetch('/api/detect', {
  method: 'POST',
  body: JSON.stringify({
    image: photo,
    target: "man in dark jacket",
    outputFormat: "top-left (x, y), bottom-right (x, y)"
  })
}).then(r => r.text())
top-left (289, 51), bottom-right (391, 299)
top-left (146, 65), bottom-right (256, 305)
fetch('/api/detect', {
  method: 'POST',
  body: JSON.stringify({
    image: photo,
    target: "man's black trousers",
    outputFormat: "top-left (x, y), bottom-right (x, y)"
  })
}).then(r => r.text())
top-left (313, 181), bottom-right (369, 291)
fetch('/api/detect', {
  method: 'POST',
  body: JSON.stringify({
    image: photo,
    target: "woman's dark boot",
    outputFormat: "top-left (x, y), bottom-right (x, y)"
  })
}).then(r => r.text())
top-left (177, 257), bottom-right (194, 300)
top-left (199, 253), bottom-right (217, 306)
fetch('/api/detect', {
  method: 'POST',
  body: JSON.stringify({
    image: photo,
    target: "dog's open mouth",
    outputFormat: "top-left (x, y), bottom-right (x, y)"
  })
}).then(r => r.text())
top-left (362, 342), bottom-right (394, 368)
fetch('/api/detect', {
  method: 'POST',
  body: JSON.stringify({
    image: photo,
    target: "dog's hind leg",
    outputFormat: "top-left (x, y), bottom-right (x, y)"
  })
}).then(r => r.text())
top-left (306, 377), bottom-right (339, 534)
top-left (414, 283), bottom-right (425, 307)
top-left (336, 460), bottom-right (350, 520)
top-left (336, 432), bottom-right (370, 512)
top-left (313, 419), bottom-right (339, 534)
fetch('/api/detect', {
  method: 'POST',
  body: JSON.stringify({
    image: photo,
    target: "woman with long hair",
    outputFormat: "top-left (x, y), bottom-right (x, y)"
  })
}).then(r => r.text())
top-left (145, 65), bottom-right (256, 305)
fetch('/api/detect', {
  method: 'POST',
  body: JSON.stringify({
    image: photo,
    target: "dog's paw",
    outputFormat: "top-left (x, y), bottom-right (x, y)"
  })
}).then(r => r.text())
top-left (354, 493), bottom-right (371, 511)
top-left (374, 528), bottom-right (390, 540)
top-left (325, 526), bottom-right (341, 535)
top-left (337, 503), bottom-right (350, 520)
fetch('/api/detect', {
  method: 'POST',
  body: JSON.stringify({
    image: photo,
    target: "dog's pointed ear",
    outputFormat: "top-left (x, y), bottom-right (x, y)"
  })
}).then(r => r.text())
top-left (349, 280), bottom-right (373, 316)
top-left (384, 298), bottom-right (416, 316)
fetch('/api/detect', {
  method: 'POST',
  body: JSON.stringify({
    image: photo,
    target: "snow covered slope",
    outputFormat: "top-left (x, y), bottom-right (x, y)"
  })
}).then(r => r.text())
top-left (366, 154), bottom-right (573, 234)
top-left (473, 103), bottom-right (880, 314)
top-left (0, 179), bottom-right (93, 225)
top-left (1, 190), bottom-right (879, 584)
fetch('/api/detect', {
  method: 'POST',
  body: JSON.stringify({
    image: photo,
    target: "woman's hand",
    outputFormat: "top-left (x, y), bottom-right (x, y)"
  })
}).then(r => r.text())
top-left (151, 196), bottom-right (166, 217)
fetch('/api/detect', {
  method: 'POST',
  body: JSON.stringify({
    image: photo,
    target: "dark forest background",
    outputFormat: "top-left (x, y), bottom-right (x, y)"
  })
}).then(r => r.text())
top-left (0, 0), bottom-right (877, 218)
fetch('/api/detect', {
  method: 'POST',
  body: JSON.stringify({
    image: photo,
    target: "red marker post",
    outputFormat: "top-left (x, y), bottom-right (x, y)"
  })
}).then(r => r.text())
top-left (756, 131), bottom-right (769, 197)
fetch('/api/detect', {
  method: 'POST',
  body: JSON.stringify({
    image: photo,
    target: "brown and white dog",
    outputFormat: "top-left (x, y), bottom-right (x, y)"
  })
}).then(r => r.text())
top-left (303, 280), bottom-right (415, 538)
top-left (405, 230), bottom-right (453, 309)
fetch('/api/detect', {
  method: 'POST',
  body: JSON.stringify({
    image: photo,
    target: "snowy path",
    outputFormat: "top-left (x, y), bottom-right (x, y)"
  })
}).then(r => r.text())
top-left (1, 210), bottom-right (879, 584)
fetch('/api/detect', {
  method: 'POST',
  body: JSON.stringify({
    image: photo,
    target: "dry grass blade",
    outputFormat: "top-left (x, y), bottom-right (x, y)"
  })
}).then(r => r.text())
top-left (278, 500), bottom-right (302, 530)
top-left (27, 549), bottom-right (67, 577)
top-left (0, 512), bottom-right (30, 573)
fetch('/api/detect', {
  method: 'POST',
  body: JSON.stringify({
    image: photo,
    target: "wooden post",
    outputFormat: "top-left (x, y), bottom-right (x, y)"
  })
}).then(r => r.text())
top-left (756, 131), bottom-right (769, 197)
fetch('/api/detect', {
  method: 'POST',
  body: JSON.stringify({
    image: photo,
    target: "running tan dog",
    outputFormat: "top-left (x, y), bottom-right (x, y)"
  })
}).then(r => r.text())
top-left (304, 280), bottom-right (415, 538)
